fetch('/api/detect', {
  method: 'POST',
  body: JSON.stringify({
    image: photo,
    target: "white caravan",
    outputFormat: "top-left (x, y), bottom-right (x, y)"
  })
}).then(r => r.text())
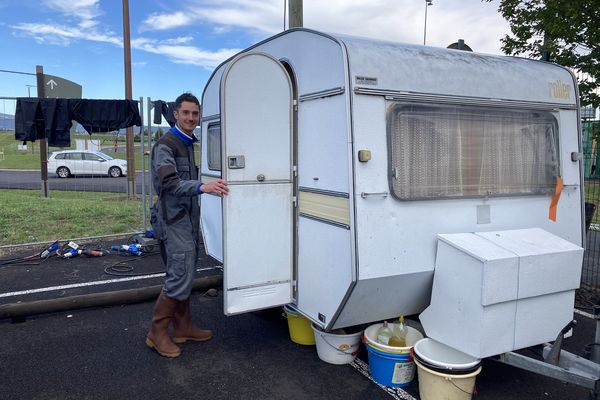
top-left (199, 28), bottom-right (583, 358)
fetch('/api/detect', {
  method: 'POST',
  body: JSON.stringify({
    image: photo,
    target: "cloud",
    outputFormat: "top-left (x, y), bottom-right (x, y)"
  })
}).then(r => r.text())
top-left (43, 0), bottom-right (103, 29)
top-left (9, 0), bottom-right (509, 73)
top-left (12, 22), bottom-right (121, 47)
top-left (137, 0), bottom-right (507, 54)
top-left (11, 1), bottom-right (239, 69)
top-left (132, 37), bottom-right (240, 68)
top-left (140, 0), bottom-right (281, 35)
top-left (422, 2), bottom-right (508, 54)
top-left (163, 36), bottom-right (194, 45)
top-left (12, 20), bottom-right (236, 69)
top-left (140, 11), bottom-right (194, 31)
top-left (140, 0), bottom-right (427, 39)
top-left (12, 0), bottom-right (116, 46)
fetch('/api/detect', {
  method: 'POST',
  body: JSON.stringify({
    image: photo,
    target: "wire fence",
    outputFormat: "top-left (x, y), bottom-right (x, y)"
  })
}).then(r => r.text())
top-left (582, 120), bottom-right (600, 304)
top-left (2, 97), bottom-right (600, 302)
top-left (0, 97), bottom-right (171, 251)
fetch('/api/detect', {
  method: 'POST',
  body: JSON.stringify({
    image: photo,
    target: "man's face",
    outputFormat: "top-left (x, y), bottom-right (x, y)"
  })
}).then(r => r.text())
top-left (174, 101), bottom-right (200, 135)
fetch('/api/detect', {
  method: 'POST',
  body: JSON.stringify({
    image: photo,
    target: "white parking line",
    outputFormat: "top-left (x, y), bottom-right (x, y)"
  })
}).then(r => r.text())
top-left (0, 273), bottom-right (166, 298)
top-left (0, 266), bottom-right (221, 298)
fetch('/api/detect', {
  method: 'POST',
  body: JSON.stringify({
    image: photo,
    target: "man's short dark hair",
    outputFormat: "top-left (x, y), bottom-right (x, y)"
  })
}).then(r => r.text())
top-left (175, 92), bottom-right (200, 110)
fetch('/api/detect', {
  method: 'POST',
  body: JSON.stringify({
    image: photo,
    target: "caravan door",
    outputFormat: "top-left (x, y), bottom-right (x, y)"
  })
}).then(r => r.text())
top-left (220, 52), bottom-right (294, 315)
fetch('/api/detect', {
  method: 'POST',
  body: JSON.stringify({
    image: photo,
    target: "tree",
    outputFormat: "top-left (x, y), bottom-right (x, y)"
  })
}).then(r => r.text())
top-left (487, 0), bottom-right (600, 107)
top-left (154, 126), bottom-right (163, 141)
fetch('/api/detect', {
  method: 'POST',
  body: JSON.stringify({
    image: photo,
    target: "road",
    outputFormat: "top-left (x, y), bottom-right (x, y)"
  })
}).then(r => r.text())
top-left (0, 169), bottom-right (152, 194)
top-left (0, 242), bottom-right (594, 400)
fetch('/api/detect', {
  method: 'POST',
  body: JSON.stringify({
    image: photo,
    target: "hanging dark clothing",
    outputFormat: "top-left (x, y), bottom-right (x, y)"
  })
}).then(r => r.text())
top-left (14, 98), bottom-right (142, 147)
top-left (71, 99), bottom-right (141, 134)
top-left (15, 98), bottom-right (73, 146)
top-left (153, 100), bottom-right (177, 127)
top-left (42, 99), bottom-right (73, 147)
top-left (14, 98), bottom-right (44, 142)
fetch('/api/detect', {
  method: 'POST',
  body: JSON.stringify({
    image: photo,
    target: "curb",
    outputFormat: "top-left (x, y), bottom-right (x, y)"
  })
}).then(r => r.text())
top-left (0, 275), bottom-right (222, 320)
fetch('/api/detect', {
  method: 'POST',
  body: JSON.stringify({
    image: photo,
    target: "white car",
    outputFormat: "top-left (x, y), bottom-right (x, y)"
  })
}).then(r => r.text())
top-left (48, 150), bottom-right (128, 178)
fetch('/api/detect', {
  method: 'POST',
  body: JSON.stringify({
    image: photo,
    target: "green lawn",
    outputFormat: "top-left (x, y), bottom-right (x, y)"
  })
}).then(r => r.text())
top-left (585, 179), bottom-right (600, 225)
top-left (0, 189), bottom-right (143, 246)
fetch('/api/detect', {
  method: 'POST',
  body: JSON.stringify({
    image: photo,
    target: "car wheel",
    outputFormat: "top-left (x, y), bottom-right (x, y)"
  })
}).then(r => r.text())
top-left (109, 166), bottom-right (122, 178)
top-left (57, 167), bottom-right (71, 178)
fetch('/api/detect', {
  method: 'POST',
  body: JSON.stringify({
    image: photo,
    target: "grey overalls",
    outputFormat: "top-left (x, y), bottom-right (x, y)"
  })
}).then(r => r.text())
top-left (150, 128), bottom-right (201, 300)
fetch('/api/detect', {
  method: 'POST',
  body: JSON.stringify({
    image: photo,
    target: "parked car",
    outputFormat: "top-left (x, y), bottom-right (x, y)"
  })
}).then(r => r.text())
top-left (48, 150), bottom-right (128, 178)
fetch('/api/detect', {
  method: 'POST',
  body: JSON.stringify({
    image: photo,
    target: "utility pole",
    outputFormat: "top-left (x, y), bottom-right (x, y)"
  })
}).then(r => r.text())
top-left (122, 0), bottom-right (135, 199)
top-left (36, 65), bottom-right (50, 198)
top-left (289, 0), bottom-right (303, 29)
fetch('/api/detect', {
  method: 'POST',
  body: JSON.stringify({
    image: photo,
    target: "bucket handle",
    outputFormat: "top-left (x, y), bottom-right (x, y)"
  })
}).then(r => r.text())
top-left (446, 379), bottom-right (477, 396)
top-left (319, 333), bottom-right (359, 356)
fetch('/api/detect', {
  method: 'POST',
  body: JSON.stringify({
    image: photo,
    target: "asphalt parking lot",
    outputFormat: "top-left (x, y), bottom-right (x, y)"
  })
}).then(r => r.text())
top-left (0, 240), bottom-right (596, 400)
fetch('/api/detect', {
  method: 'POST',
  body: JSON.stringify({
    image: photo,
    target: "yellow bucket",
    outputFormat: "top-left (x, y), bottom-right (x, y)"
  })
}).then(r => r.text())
top-left (283, 305), bottom-right (315, 345)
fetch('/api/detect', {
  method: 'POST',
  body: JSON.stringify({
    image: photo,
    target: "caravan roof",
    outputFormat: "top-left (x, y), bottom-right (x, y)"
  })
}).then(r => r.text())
top-left (203, 28), bottom-right (577, 113)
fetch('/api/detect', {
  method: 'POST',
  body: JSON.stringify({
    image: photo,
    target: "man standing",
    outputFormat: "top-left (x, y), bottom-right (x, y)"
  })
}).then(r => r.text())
top-left (147, 92), bottom-right (228, 358)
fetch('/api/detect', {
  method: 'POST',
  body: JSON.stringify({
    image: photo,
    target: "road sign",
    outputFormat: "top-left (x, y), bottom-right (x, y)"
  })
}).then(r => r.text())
top-left (43, 74), bottom-right (82, 99)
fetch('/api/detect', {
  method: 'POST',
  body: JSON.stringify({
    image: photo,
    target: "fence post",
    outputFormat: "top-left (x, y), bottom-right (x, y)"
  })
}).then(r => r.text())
top-left (139, 96), bottom-right (147, 234)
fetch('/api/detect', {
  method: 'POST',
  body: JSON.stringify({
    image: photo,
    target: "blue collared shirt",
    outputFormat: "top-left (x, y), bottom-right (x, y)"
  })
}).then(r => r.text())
top-left (171, 124), bottom-right (198, 146)
top-left (170, 124), bottom-right (202, 194)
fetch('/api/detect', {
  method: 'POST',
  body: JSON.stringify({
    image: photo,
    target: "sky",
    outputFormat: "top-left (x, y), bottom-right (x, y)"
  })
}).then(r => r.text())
top-left (0, 0), bottom-right (510, 117)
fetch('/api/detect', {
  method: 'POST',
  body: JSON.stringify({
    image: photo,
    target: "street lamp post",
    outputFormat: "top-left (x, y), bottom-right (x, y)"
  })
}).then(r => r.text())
top-left (424, 0), bottom-right (433, 46)
top-left (26, 85), bottom-right (36, 97)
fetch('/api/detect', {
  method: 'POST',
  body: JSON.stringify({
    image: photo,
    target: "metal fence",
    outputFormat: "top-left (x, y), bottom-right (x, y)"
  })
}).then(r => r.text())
top-left (2, 96), bottom-right (600, 299)
top-left (582, 120), bottom-right (600, 305)
top-left (0, 97), bottom-right (168, 251)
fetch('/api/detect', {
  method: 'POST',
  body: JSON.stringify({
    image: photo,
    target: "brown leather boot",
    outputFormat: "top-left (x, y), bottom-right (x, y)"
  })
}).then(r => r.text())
top-left (172, 298), bottom-right (213, 343)
top-left (146, 293), bottom-right (181, 358)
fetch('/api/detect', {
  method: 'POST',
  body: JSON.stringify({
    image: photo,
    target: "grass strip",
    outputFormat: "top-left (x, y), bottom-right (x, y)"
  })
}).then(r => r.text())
top-left (0, 189), bottom-right (142, 245)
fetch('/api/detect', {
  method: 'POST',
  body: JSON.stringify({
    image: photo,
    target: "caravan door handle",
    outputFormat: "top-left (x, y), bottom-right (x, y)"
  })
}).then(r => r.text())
top-left (361, 192), bottom-right (389, 199)
top-left (228, 155), bottom-right (245, 169)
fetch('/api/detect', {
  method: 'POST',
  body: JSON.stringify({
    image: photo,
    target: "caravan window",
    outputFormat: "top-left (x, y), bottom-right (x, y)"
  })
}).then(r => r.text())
top-left (387, 104), bottom-right (560, 200)
top-left (207, 122), bottom-right (221, 171)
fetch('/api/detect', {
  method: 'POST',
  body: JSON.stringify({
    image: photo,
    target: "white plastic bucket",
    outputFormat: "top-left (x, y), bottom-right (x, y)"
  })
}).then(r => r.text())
top-left (363, 323), bottom-right (424, 354)
top-left (311, 324), bottom-right (362, 365)
top-left (413, 338), bottom-right (480, 371)
top-left (413, 338), bottom-right (482, 400)
top-left (415, 358), bottom-right (481, 400)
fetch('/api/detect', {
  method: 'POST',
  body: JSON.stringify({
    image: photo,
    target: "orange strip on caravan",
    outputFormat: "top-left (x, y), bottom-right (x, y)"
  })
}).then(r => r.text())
top-left (549, 176), bottom-right (564, 222)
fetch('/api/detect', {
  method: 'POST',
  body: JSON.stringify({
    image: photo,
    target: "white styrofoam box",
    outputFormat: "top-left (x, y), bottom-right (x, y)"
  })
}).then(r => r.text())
top-left (419, 236), bottom-right (518, 358)
top-left (420, 228), bottom-right (583, 359)
top-left (514, 290), bottom-right (575, 349)
top-left (476, 228), bottom-right (583, 299)
top-left (434, 232), bottom-right (520, 306)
